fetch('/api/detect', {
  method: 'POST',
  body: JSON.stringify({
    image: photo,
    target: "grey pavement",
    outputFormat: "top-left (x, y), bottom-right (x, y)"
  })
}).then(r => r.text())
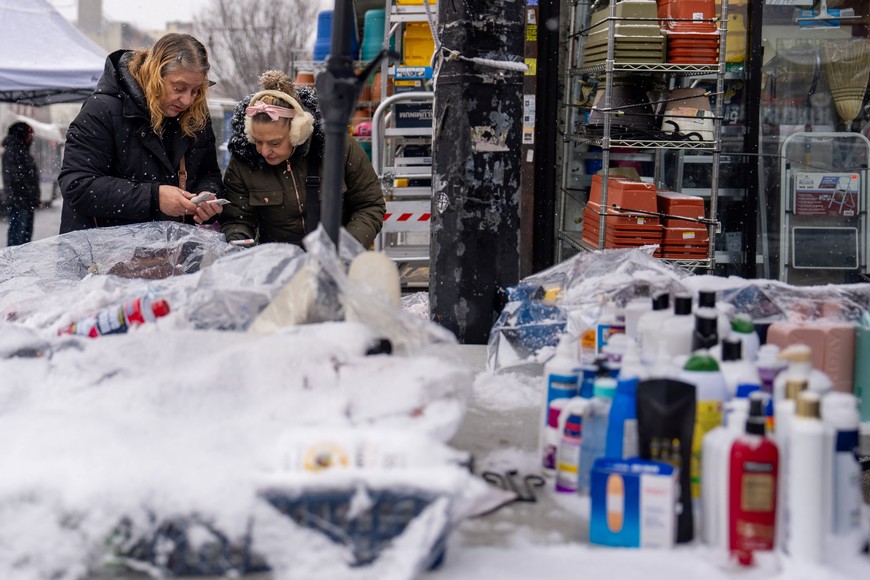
top-left (0, 201), bottom-right (62, 247)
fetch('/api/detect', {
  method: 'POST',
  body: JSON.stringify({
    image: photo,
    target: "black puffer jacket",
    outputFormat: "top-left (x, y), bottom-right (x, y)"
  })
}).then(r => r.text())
top-left (220, 86), bottom-right (384, 247)
top-left (2, 130), bottom-right (40, 211)
top-left (58, 50), bottom-right (223, 233)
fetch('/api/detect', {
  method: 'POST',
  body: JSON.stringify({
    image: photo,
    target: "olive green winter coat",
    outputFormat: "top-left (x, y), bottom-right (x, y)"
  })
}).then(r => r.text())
top-left (221, 137), bottom-right (384, 247)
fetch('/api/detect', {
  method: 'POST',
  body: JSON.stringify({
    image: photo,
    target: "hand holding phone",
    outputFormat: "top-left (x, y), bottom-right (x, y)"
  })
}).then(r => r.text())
top-left (190, 192), bottom-right (217, 204)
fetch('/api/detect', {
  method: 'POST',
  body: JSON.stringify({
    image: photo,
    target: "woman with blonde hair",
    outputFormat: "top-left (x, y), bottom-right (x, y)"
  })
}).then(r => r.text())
top-left (59, 33), bottom-right (223, 233)
top-left (221, 70), bottom-right (384, 247)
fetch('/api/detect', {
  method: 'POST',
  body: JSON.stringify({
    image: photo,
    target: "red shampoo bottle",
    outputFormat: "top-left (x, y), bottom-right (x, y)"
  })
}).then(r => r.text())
top-left (728, 395), bottom-right (778, 566)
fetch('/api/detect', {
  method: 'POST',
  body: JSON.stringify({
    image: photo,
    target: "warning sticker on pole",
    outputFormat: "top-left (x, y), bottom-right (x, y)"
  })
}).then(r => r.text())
top-left (793, 172), bottom-right (859, 217)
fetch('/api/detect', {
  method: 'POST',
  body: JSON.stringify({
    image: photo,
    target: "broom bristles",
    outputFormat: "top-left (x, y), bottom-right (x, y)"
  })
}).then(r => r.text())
top-left (822, 40), bottom-right (870, 125)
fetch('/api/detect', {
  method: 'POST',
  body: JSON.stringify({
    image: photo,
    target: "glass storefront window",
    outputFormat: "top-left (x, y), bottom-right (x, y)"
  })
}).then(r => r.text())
top-left (759, 1), bottom-right (870, 284)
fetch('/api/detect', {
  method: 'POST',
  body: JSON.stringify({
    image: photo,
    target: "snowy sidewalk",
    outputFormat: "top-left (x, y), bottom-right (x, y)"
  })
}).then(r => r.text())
top-left (0, 202), bottom-right (61, 247)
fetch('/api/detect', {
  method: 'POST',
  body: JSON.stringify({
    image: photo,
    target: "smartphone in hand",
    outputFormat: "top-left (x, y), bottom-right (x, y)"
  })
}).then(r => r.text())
top-left (190, 192), bottom-right (217, 204)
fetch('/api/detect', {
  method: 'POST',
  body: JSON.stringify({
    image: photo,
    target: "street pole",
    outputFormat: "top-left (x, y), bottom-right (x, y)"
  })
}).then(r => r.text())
top-left (317, 0), bottom-right (357, 246)
top-left (430, 0), bottom-right (525, 344)
top-left (316, 1), bottom-right (395, 248)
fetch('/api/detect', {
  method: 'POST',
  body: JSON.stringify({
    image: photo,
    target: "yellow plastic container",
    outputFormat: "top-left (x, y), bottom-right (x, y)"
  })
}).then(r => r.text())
top-left (403, 22), bottom-right (435, 67)
top-left (397, 0), bottom-right (437, 4)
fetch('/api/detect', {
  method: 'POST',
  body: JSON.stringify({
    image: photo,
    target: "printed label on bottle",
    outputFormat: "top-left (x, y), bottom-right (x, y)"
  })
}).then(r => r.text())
top-left (95, 306), bottom-right (128, 335)
top-left (555, 415), bottom-right (582, 492)
top-left (581, 329), bottom-right (596, 356)
top-left (833, 437), bottom-right (862, 533)
top-left (734, 519), bottom-right (775, 551)
top-left (692, 400), bottom-right (723, 499)
top-left (622, 419), bottom-right (638, 459)
top-left (123, 298), bottom-right (146, 325)
top-left (545, 375), bottom-right (579, 426)
top-left (741, 471), bottom-right (775, 512)
top-left (596, 323), bottom-right (625, 354)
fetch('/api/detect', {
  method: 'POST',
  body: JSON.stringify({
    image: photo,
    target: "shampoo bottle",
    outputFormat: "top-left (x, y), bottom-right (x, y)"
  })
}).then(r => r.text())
top-left (773, 344), bottom-right (833, 403)
top-left (730, 313), bottom-right (760, 362)
top-left (577, 377), bottom-right (616, 495)
top-left (624, 296), bottom-right (652, 341)
top-left (692, 308), bottom-right (720, 352)
top-left (697, 289), bottom-right (731, 344)
top-left (541, 334), bottom-right (581, 474)
top-left (774, 376), bottom-right (807, 553)
top-left (680, 349), bottom-right (727, 502)
top-left (756, 343), bottom-right (786, 396)
top-left (637, 292), bottom-right (671, 362)
top-left (661, 294), bottom-right (694, 358)
top-left (605, 343), bottom-right (644, 459)
top-left (555, 397), bottom-right (589, 493)
top-left (786, 392), bottom-right (832, 564)
top-left (728, 396), bottom-right (779, 566)
top-left (718, 337), bottom-right (761, 401)
top-left (820, 392), bottom-right (862, 538)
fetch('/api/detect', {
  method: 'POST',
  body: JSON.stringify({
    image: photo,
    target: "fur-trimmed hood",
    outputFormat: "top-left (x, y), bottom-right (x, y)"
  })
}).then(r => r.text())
top-left (227, 85), bottom-right (325, 170)
top-left (93, 50), bottom-right (151, 119)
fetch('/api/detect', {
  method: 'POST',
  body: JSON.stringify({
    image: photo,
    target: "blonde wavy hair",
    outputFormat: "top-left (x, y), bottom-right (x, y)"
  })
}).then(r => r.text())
top-left (129, 33), bottom-right (211, 137)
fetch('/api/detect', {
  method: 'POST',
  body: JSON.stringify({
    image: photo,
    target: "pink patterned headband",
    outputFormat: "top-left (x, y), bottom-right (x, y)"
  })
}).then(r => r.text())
top-left (245, 101), bottom-right (297, 121)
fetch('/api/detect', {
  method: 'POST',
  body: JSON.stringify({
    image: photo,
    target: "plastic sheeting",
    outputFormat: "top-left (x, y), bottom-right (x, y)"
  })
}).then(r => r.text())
top-left (0, 222), bottom-right (456, 352)
top-left (488, 248), bottom-right (691, 371)
top-left (488, 248), bottom-right (870, 372)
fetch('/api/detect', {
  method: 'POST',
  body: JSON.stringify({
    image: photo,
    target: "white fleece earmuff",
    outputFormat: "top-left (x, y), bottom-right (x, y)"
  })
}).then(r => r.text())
top-left (244, 89), bottom-right (315, 147)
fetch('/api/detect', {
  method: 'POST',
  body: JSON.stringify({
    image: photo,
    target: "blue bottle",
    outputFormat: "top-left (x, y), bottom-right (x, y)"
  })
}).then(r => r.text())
top-left (606, 343), bottom-right (644, 459)
top-left (577, 377), bottom-right (615, 495)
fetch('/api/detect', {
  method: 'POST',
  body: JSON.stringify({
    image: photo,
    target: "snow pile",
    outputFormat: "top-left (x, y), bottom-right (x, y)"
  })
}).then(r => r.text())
top-left (0, 224), bottom-right (493, 579)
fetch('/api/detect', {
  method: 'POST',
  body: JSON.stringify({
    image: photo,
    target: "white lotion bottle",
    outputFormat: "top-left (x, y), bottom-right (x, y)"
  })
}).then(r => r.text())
top-left (637, 292), bottom-right (671, 363)
top-left (775, 376), bottom-right (807, 552)
top-left (661, 294), bottom-right (694, 358)
top-left (786, 392), bottom-right (832, 565)
top-left (820, 392), bottom-right (862, 540)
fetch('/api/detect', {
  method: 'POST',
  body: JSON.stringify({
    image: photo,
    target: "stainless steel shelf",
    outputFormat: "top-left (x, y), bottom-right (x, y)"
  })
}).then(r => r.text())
top-left (571, 62), bottom-right (722, 76)
top-left (682, 187), bottom-right (745, 198)
top-left (567, 134), bottom-right (718, 151)
top-left (558, 230), bottom-right (714, 271)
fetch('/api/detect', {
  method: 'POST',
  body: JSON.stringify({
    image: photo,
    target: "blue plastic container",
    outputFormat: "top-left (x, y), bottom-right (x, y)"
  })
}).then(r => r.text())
top-left (313, 10), bottom-right (360, 62)
top-left (361, 9), bottom-right (386, 61)
top-left (605, 374), bottom-right (638, 459)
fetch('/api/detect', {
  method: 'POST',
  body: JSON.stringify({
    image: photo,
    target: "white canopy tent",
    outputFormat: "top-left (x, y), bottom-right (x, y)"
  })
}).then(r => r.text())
top-left (0, 0), bottom-right (106, 106)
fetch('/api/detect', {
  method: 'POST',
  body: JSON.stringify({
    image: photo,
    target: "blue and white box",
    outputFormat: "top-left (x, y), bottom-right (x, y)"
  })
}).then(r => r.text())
top-left (589, 458), bottom-right (677, 549)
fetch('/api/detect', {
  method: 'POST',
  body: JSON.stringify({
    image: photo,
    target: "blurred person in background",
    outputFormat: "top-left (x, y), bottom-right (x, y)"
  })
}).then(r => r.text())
top-left (2, 122), bottom-right (40, 246)
top-left (220, 70), bottom-right (384, 247)
top-left (58, 33), bottom-right (223, 233)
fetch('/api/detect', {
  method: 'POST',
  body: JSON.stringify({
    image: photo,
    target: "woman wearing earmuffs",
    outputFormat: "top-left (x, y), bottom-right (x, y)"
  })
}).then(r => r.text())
top-left (220, 70), bottom-right (385, 247)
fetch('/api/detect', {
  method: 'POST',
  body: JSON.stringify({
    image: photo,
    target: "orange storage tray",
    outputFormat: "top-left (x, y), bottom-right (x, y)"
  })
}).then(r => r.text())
top-left (588, 175), bottom-right (658, 213)
top-left (662, 226), bottom-right (709, 244)
top-left (583, 228), bottom-right (662, 247)
top-left (656, 190), bottom-right (706, 228)
top-left (584, 201), bottom-right (661, 229)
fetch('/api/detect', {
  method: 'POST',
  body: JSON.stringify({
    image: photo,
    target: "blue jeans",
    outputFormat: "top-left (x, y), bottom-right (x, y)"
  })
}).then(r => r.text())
top-left (7, 207), bottom-right (35, 246)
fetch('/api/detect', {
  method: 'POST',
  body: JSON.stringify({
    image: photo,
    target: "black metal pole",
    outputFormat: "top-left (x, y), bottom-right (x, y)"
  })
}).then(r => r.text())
top-left (532, 0), bottom-right (559, 273)
top-left (741, 0), bottom-right (763, 278)
top-left (316, 0), bottom-right (357, 246)
top-left (430, 0), bottom-right (524, 344)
